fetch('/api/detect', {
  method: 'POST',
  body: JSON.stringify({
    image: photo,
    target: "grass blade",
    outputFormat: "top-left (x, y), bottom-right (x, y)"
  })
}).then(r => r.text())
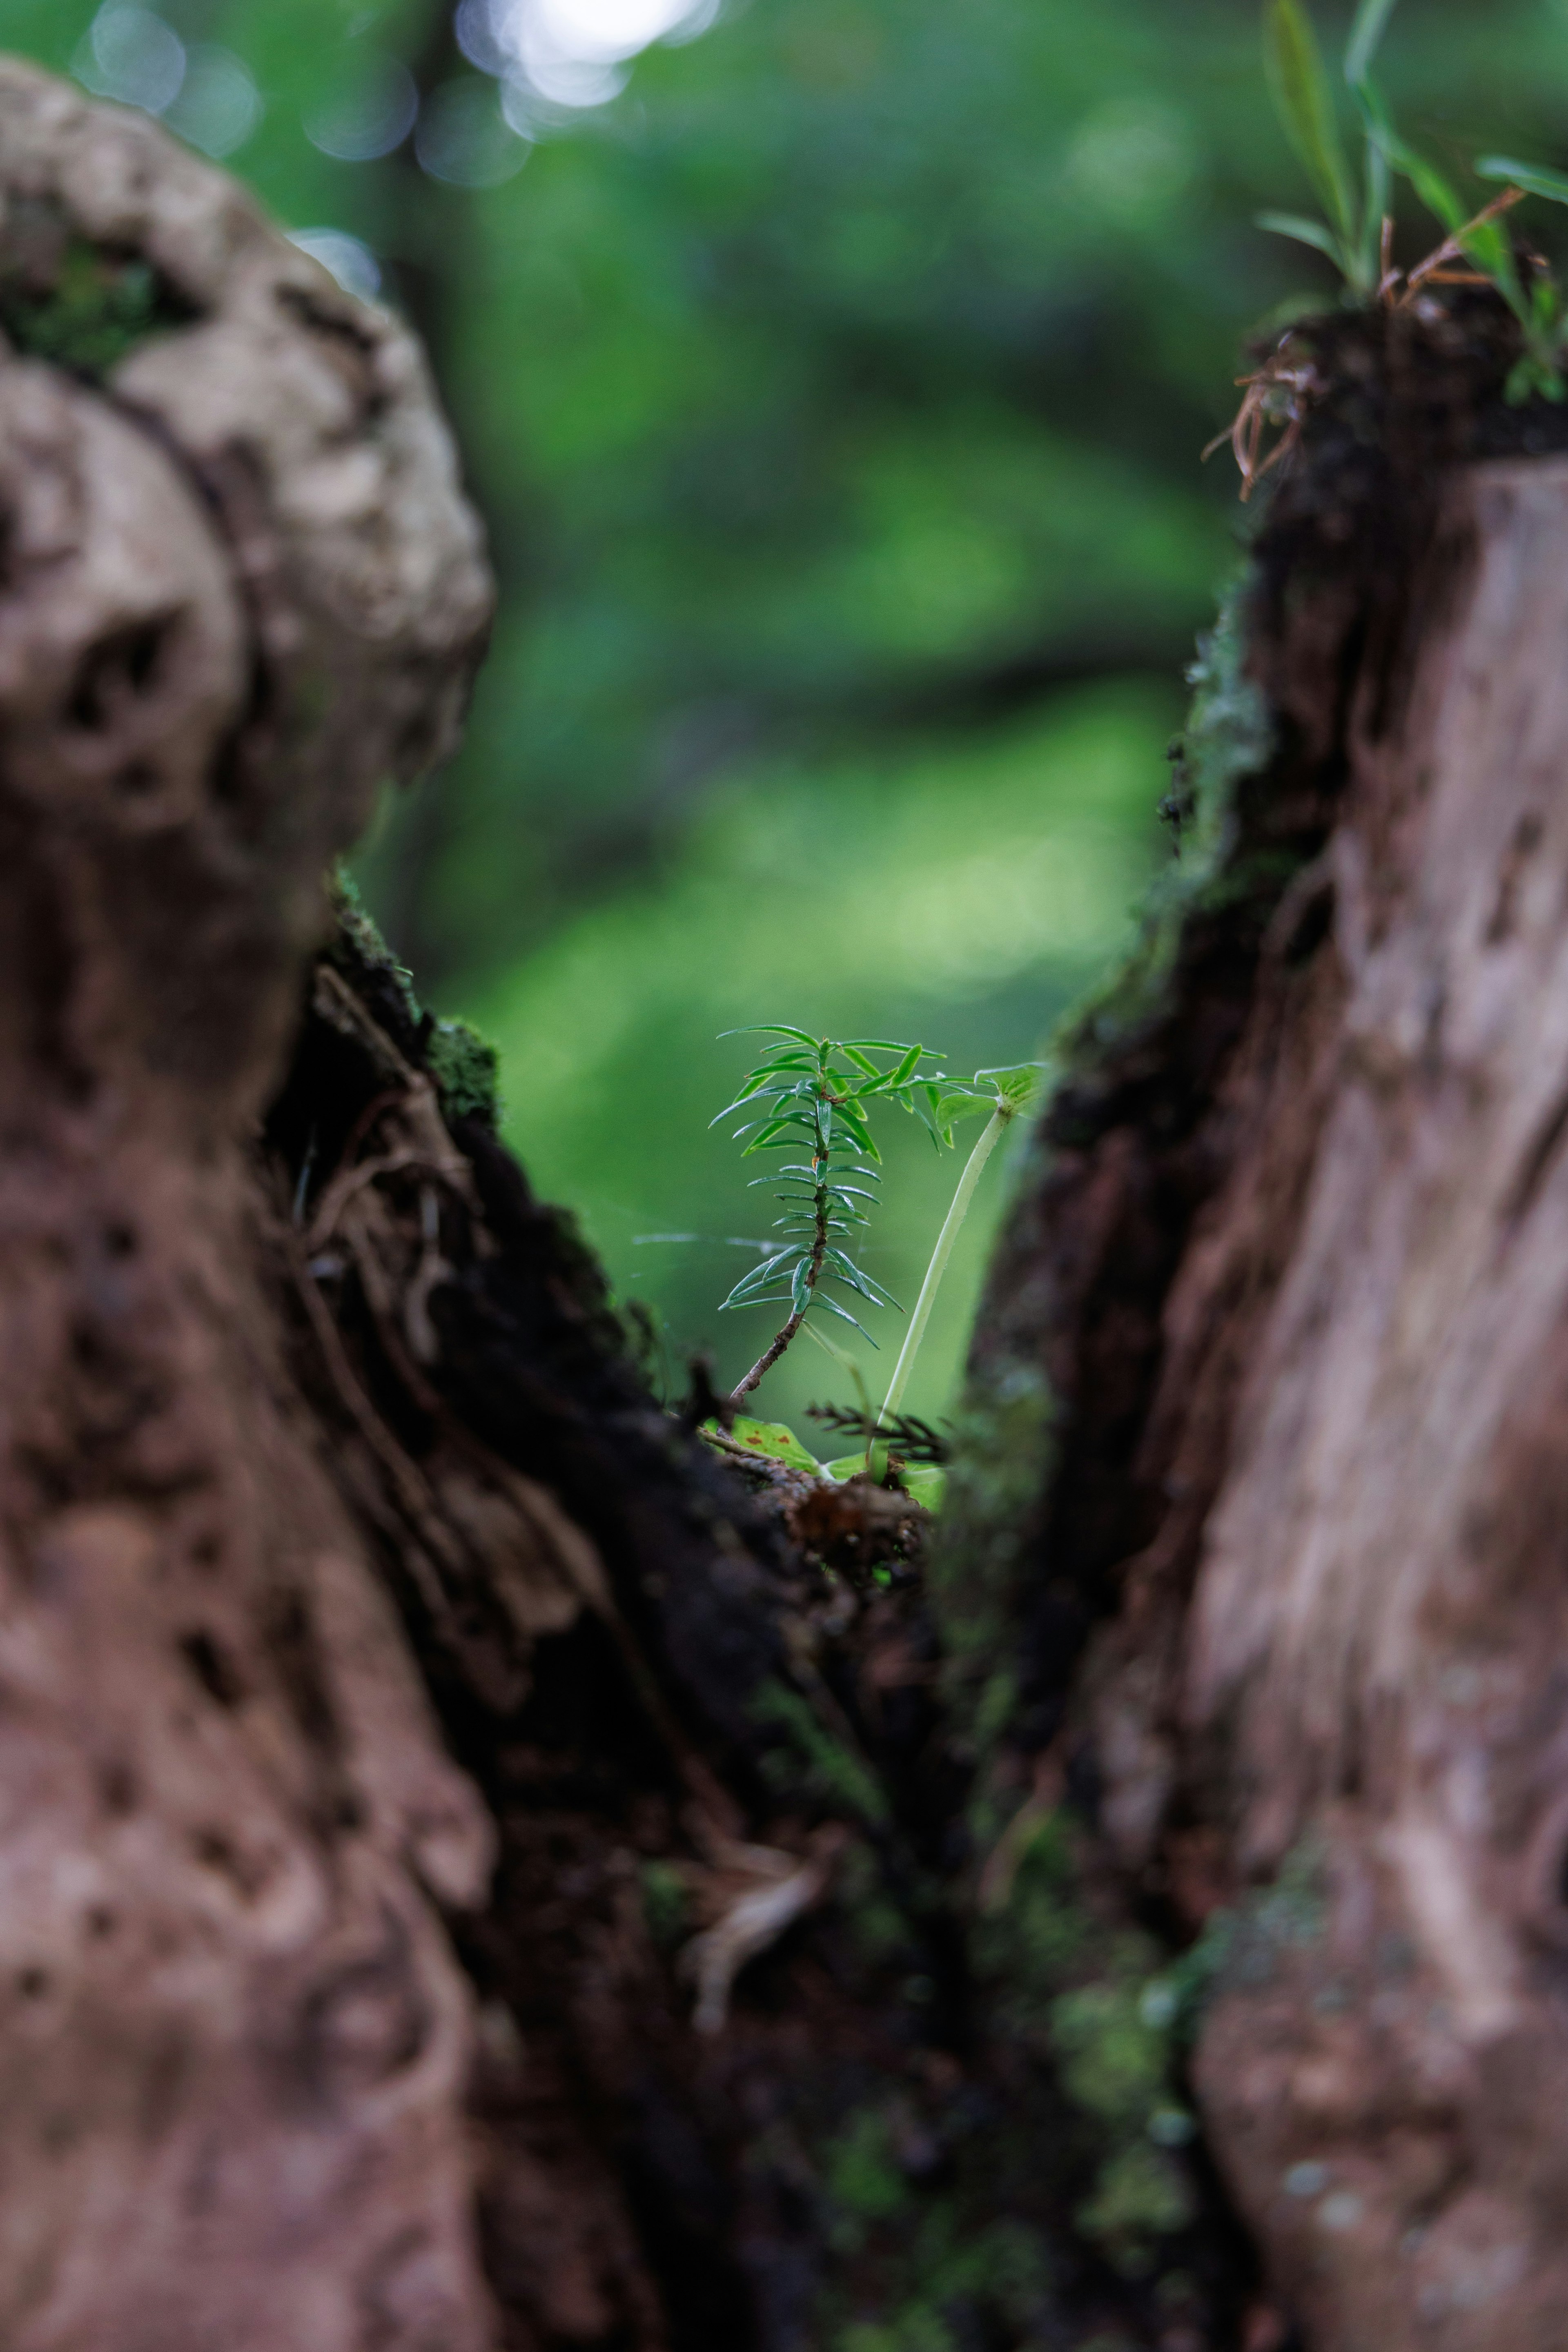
top-left (1256, 209), bottom-right (1343, 258)
top-left (1345, 0), bottom-right (1398, 89)
top-left (1478, 156), bottom-right (1568, 206)
top-left (1264, 0), bottom-right (1355, 244)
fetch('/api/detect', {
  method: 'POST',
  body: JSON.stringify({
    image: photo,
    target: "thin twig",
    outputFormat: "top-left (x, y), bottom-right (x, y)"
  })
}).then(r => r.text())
top-left (730, 1169), bottom-right (829, 1405)
top-left (1398, 185), bottom-right (1524, 305)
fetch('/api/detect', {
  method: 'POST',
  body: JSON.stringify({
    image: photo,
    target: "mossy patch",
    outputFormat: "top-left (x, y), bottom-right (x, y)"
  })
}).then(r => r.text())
top-left (1142, 1832), bottom-right (1326, 2025)
top-left (924, 1352), bottom-right (1054, 1775)
top-left (428, 1018), bottom-right (501, 1127)
top-left (1053, 566), bottom-right (1273, 1086)
top-left (0, 213), bottom-right (194, 378)
top-left (328, 865), bottom-right (421, 1025)
top-left (328, 866), bottom-right (502, 1127)
top-left (753, 1679), bottom-right (890, 1826)
top-left (639, 1858), bottom-right (691, 1950)
top-left (815, 2097), bottom-right (1054, 2348)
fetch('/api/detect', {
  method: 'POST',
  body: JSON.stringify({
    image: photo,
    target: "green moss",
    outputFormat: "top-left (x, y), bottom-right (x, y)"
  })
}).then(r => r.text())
top-left (1074, 2143), bottom-right (1196, 2273)
top-left (1050, 1978), bottom-right (1171, 2127)
top-left (971, 1805), bottom-right (1087, 1996)
top-left (819, 2136), bottom-right (1053, 2350)
top-left (328, 864), bottom-right (423, 1027)
top-left (840, 2315), bottom-right (956, 2352)
top-left (327, 866), bottom-right (503, 1127)
top-left (0, 235), bottom-right (189, 377)
top-left (428, 1018), bottom-right (502, 1126)
top-left (836, 1841), bottom-right (915, 1970)
top-left (639, 1859), bottom-right (690, 1950)
top-left (826, 2109), bottom-right (911, 2233)
top-left (753, 1679), bottom-right (890, 1826)
top-left (925, 1354), bottom-right (1054, 1770)
top-left (1057, 566), bottom-right (1274, 1077)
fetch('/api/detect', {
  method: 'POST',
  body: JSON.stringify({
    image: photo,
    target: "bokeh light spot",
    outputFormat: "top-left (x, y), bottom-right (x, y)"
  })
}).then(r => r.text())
top-left (164, 45), bottom-right (263, 158)
top-left (531, 0), bottom-right (719, 62)
top-left (74, 2), bottom-right (185, 117)
top-left (288, 228), bottom-right (383, 303)
top-left (1065, 97), bottom-right (1194, 224)
top-left (416, 77), bottom-right (532, 186)
top-left (460, 0), bottom-right (720, 113)
top-left (303, 53), bottom-right (419, 162)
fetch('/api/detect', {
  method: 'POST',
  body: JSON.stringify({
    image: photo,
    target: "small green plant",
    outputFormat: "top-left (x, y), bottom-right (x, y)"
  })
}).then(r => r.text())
top-left (711, 1027), bottom-right (1037, 1434)
top-left (1257, 0), bottom-right (1568, 400)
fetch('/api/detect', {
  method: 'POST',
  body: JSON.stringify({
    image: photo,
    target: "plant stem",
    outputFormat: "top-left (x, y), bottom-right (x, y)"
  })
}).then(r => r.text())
top-left (730, 1160), bottom-right (830, 1408)
top-left (879, 1105), bottom-right (1009, 1428)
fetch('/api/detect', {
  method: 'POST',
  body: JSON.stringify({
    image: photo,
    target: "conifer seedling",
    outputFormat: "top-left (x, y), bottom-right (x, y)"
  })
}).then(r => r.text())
top-left (708, 1027), bottom-right (1038, 1492)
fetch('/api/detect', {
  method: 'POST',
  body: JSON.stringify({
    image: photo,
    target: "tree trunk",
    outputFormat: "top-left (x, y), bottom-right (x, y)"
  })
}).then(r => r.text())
top-left (957, 306), bottom-right (1568, 2350)
top-left (6, 56), bottom-right (1568, 2352)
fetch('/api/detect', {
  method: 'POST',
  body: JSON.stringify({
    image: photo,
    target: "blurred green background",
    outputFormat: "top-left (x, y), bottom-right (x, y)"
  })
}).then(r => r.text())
top-left (8, 0), bottom-right (1568, 1431)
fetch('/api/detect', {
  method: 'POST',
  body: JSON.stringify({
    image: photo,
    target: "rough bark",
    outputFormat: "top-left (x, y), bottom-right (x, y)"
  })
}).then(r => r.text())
top-left (0, 56), bottom-right (499, 2349)
top-left (959, 304), bottom-right (1568, 2349)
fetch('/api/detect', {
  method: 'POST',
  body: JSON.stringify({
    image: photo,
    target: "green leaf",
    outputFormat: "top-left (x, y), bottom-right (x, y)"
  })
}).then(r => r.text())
top-left (1506, 349), bottom-right (1566, 403)
top-left (935, 1091), bottom-right (996, 1132)
top-left (820, 1455), bottom-right (944, 1510)
top-left (822, 1248), bottom-right (896, 1303)
top-left (1256, 208), bottom-right (1343, 258)
top-left (721, 1024), bottom-right (820, 1046)
top-left (843, 1038), bottom-right (932, 1056)
top-left (791, 1256), bottom-right (814, 1314)
top-left (719, 1270), bottom-right (795, 1311)
top-left (721, 1417), bottom-right (824, 1474)
top-left (739, 1115), bottom-right (814, 1154)
top-left (1363, 94), bottom-right (1463, 230)
top-left (709, 1085), bottom-right (781, 1125)
top-left (976, 1062), bottom-right (1045, 1110)
top-left (1477, 156), bottom-right (1568, 207)
top-left (899, 1463), bottom-right (947, 1512)
top-left (1344, 0), bottom-right (1398, 89)
top-left (840, 1043), bottom-right (881, 1077)
top-left (1360, 123), bottom-right (1392, 277)
top-left (720, 1252), bottom-right (799, 1305)
top-left (1264, 0), bottom-right (1355, 244)
top-left (813, 1293), bottom-right (877, 1341)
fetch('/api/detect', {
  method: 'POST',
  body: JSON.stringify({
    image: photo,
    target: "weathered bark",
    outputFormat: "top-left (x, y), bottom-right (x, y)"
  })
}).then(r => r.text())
top-left (958, 306), bottom-right (1568, 2349)
top-left (0, 56), bottom-right (500, 2349)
